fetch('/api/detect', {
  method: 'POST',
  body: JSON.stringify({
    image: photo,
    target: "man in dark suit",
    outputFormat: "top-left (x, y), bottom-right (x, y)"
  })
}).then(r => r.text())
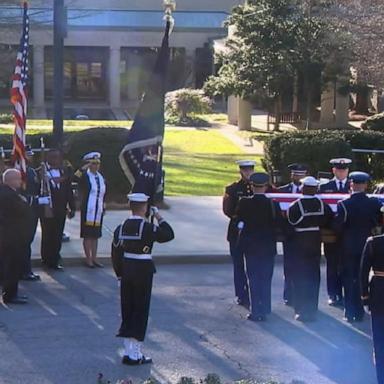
top-left (335, 171), bottom-right (382, 322)
top-left (277, 163), bottom-right (308, 306)
top-left (361, 231), bottom-right (384, 384)
top-left (223, 160), bottom-right (256, 308)
top-left (40, 149), bottom-right (76, 270)
top-left (319, 158), bottom-right (352, 306)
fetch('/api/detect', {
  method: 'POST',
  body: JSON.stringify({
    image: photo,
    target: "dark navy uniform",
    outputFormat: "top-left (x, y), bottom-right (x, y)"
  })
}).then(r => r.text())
top-left (223, 179), bottom-right (253, 305)
top-left (237, 193), bottom-right (284, 319)
top-left (111, 216), bottom-right (174, 342)
top-left (287, 196), bottom-right (333, 320)
top-left (277, 182), bottom-right (302, 306)
top-left (361, 235), bottom-right (384, 384)
top-left (319, 178), bottom-right (351, 304)
top-left (335, 192), bottom-right (382, 321)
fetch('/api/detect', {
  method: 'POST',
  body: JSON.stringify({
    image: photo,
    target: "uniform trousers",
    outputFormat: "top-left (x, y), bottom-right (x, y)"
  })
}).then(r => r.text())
top-left (243, 238), bottom-right (275, 317)
top-left (40, 215), bottom-right (66, 267)
top-left (323, 242), bottom-right (343, 299)
top-left (342, 255), bottom-right (364, 320)
top-left (283, 240), bottom-right (295, 304)
top-left (229, 240), bottom-right (249, 304)
top-left (117, 259), bottom-right (155, 342)
top-left (292, 232), bottom-right (321, 318)
top-left (2, 242), bottom-right (24, 301)
top-left (372, 314), bottom-right (384, 384)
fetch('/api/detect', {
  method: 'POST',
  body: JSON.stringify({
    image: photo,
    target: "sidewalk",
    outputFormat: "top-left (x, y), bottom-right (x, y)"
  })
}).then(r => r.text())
top-left (31, 197), bottom-right (235, 265)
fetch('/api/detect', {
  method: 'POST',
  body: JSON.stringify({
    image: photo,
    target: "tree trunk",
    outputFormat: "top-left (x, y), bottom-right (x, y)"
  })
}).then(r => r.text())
top-left (354, 85), bottom-right (370, 115)
top-left (304, 72), bottom-right (312, 130)
top-left (273, 94), bottom-right (282, 132)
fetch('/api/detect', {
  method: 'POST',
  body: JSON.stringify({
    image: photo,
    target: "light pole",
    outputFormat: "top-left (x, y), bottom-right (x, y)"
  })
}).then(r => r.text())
top-left (53, 0), bottom-right (66, 147)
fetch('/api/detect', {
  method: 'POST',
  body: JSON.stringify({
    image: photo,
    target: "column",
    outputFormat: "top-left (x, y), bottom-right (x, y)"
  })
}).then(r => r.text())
top-left (185, 48), bottom-right (196, 88)
top-left (33, 45), bottom-right (45, 108)
top-left (126, 51), bottom-right (141, 101)
top-left (109, 46), bottom-right (121, 108)
top-left (335, 85), bottom-right (350, 128)
top-left (227, 95), bottom-right (239, 125)
top-left (320, 83), bottom-right (335, 126)
top-left (238, 98), bottom-right (252, 131)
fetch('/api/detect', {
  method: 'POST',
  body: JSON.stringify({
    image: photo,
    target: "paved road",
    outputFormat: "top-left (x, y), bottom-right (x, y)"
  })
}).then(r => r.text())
top-left (0, 263), bottom-right (376, 384)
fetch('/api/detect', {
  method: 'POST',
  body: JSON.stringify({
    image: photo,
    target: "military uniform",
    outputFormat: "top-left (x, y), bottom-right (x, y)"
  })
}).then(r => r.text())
top-left (223, 164), bottom-right (254, 306)
top-left (319, 158), bottom-right (351, 305)
top-left (361, 235), bottom-right (384, 384)
top-left (334, 172), bottom-right (382, 322)
top-left (277, 163), bottom-right (308, 306)
top-left (111, 194), bottom-right (174, 364)
top-left (287, 177), bottom-right (333, 321)
top-left (237, 174), bottom-right (284, 320)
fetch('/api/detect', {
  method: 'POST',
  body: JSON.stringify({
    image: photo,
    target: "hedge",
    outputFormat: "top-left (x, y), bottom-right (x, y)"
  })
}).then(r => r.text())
top-left (260, 130), bottom-right (384, 182)
top-left (0, 128), bottom-right (131, 203)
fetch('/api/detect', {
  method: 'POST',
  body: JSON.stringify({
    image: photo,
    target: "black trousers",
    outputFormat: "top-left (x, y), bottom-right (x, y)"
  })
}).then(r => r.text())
top-left (292, 233), bottom-right (321, 318)
top-left (244, 241), bottom-right (275, 317)
top-left (323, 242), bottom-right (343, 299)
top-left (22, 212), bottom-right (39, 276)
top-left (342, 261), bottom-right (364, 320)
top-left (40, 215), bottom-right (66, 267)
top-left (117, 260), bottom-right (155, 342)
top-left (2, 243), bottom-right (24, 301)
top-left (372, 314), bottom-right (384, 384)
top-left (229, 240), bottom-right (249, 304)
top-left (283, 240), bottom-right (295, 303)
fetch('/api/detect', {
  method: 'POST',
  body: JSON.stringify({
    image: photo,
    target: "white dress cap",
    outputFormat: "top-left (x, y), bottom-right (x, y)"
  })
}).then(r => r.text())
top-left (300, 176), bottom-right (320, 187)
top-left (83, 152), bottom-right (101, 161)
top-left (127, 193), bottom-right (150, 202)
top-left (236, 160), bottom-right (256, 167)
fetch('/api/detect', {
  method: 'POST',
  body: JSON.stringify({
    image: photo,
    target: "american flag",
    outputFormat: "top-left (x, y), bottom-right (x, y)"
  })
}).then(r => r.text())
top-left (267, 193), bottom-right (384, 212)
top-left (10, 1), bottom-right (30, 176)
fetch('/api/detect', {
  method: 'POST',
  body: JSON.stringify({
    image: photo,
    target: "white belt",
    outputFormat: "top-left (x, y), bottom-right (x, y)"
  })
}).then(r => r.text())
top-left (295, 227), bottom-right (320, 232)
top-left (123, 252), bottom-right (152, 260)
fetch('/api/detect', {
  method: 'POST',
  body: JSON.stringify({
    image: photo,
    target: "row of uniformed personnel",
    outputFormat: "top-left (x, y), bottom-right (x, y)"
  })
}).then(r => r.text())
top-left (223, 158), bottom-right (384, 384)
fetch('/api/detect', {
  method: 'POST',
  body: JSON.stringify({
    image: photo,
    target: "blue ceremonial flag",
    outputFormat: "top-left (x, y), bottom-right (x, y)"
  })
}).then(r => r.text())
top-left (119, 20), bottom-right (171, 202)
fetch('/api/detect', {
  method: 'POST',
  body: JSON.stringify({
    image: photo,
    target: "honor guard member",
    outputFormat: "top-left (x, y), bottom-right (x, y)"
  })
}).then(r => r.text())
top-left (237, 172), bottom-right (284, 321)
top-left (21, 145), bottom-right (41, 281)
top-left (111, 193), bottom-right (174, 365)
top-left (223, 160), bottom-right (255, 308)
top-left (334, 171), bottom-right (382, 322)
top-left (361, 229), bottom-right (384, 384)
top-left (287, 176), bottom-right (333, 322)
top-left (319, 158), bottom-right (352, 307)
top-left (278, 163), bottom-right (308, 306)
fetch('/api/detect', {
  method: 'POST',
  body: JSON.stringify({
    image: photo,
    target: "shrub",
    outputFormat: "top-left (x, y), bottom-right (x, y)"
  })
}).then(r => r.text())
top-left (0, 113), bottom-right (13, 124)
top-left (165, 88), bottom-right (212, 126)
top-left (361, 112), bottom-right (384, 131)
top-left (260, 130), bottom-right (384, 182)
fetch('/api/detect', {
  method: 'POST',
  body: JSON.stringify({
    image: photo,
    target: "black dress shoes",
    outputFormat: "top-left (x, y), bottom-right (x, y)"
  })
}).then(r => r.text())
top-left (122, 355), bottom-right (152, 365)
top-left (3, 296), bottom-right (28, 304)
top-left (328, 295), bottom-right (343, 307)
top-left (21, 273), bottom-right (41, 281)
top-left (50, 264), bottom-right (64, 271)
top-left (295, 313), bottom-right (315, 323)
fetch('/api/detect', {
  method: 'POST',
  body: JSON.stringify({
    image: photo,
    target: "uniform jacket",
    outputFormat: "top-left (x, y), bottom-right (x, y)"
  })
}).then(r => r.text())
top-left (237, 194), bottom-right (285, 245)
top-left (319, 179), bottom-right (351, 194)
top-left (277, 183), bottom-right (302, 194)
top-left (361, 235), bottom-right (384, 315)
top-left (223, 179), bottom-right (253, 242)
top-left (111, 217), bottom-right (174, 278)
top-left (334, 192), bottom-right (382, 259)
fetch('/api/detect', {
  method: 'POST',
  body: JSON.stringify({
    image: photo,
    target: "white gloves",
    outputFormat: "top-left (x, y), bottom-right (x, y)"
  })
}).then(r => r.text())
top-left (38, 196), bottom-right (51, 206)
top-left (150, 206), bottom-right (159, 215)
top-left (237, 221), bottom-right (244, 230)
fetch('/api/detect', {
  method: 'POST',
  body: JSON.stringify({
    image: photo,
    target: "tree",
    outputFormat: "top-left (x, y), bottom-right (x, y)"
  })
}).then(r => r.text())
top-left (204, 0), bottom-right (352, 130)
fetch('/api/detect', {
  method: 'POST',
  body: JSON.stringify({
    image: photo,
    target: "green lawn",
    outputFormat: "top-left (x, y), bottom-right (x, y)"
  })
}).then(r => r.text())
top-left (163, 129), bottom-right (262, 196)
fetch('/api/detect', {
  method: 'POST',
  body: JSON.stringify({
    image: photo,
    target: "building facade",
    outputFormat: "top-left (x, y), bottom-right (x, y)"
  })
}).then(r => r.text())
top-left (0, 0), bottom-right (240, 118)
